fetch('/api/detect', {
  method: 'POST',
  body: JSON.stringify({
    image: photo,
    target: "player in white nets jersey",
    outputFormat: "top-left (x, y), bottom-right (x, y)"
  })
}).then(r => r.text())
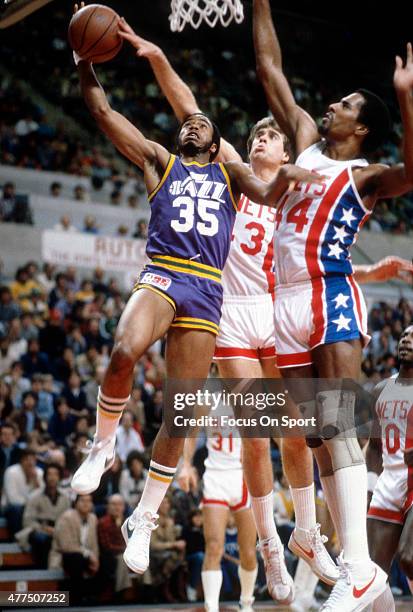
top-left (366, 325), bottom-right (413, 611)
top-left (254, 1), bottom-right (413, 609)
top-left (179, 403), bottom-right (257, 612)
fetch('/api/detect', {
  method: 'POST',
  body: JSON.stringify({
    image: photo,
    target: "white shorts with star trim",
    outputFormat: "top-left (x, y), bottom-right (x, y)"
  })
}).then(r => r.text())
top-left (274, 276), bottom-right (370, 369)
top-left (214, 294), bottom-right (276, 361)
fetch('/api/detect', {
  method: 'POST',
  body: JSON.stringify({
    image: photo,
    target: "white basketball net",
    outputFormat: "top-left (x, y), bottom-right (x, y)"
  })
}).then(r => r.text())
top-left (170, 0), bottom-right (244, 32)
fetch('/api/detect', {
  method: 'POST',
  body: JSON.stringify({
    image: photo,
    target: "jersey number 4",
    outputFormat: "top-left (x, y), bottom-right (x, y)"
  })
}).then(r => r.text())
top-left (171, 196), bottom-right (220, 237)
top-left (275, 196), bottom-right (312, 233)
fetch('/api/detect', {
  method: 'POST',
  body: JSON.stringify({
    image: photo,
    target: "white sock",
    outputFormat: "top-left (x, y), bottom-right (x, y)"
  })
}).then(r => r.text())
top-left (294, 557), bottom-right (319, 595)
top-left (96, 387), bottom-right (129, 440)
top-left (290, 483), bottom-right (317, 530)
top-left (334, 464), bottom-right (370, 564)
top-left (250, 491), bottom-right (280, 543)
top-left (372, 583), bottom-right (395, 612)
top-left (320, 474), bottom-right (343, 547)
top-left (238, 565), bottom-right (257, 603)
top-left (136, 460), bottom-right (176, 516)
top-left (202, 570), bottom-right (222, 610)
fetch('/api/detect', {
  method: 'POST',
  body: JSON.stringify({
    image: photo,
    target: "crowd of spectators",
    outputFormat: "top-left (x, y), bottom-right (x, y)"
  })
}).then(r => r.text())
top-left (0, 257), bottom-right (412, 603)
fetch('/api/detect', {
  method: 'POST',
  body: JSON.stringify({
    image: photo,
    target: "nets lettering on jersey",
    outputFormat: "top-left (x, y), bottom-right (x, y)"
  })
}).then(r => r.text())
top-left (170, 0), bottom-right (244, 32)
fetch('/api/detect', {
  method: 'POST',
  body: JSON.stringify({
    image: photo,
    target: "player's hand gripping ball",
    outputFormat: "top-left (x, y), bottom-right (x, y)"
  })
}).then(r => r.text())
top-left (68, 3), bottom-right (123, 64)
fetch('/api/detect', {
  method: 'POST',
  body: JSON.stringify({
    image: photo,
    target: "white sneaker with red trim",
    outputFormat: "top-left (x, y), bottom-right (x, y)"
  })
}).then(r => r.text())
top-left (288, 524), bottom-right (339, 585)
top-left (320, 554), bottom-right (387, 611)
top-left (259, 537), bottom-right (295, 604)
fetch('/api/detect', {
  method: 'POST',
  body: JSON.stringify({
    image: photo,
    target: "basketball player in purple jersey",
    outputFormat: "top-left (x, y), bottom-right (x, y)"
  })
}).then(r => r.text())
top-left (69, 23), bottom-right (323, 575)
top-left (254, 1), bottom-right (413, 609)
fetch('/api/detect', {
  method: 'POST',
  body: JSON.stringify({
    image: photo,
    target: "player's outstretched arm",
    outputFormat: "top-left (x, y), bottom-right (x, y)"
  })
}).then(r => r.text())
top-left (353, 256), bottom-right (413, 284)
top-left (365, 44), bottom-right (413, 199)
top-left (224, 161), bottom-right (324, 207)
top-left (77, 61), bottom-right (169, 186)
top-left (118, 18), bottom-right (242, 164)
top-left (253, 0), bottom-right (318, 155)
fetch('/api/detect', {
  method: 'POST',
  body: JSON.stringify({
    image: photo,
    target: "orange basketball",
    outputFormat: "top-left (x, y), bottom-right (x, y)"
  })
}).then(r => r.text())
top-left (68, 4), bottom-right (122, 64)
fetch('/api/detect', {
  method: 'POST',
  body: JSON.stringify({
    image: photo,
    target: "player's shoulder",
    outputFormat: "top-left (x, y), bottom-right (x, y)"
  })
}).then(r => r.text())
top-left (372, 376), bottom-right (393, 401)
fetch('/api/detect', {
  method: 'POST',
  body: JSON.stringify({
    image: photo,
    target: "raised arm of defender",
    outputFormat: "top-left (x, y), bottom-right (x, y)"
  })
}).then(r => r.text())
top-left (118, 18), bottom-right (242, 164)
top-left (360, 43), bottom-right (413, 201)
top-left (252, 0), bottom-right (319, 155)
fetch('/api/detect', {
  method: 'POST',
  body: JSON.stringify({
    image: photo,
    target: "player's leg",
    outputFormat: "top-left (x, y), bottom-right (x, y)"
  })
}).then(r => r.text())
top-left (123, 327), bottom-right (216, 574)
top-left (260, 355), bottom-right (280, 378)
top-left (398, 505), bottom-right (413, 581)
top-left (234, 508), bottom-right (258, 611)
top-left (202, 504), bottom-right (230, 612)
top-left (218, 358), bottom-right (294, 603)
top-left (280, 364), bottom-right (338, 585)
top-left (71, 289), bottom-right (175, 494)
top-left (368, 517), bottom-right (401, 612)
top-left (313, 339), bottom-right (387, 608)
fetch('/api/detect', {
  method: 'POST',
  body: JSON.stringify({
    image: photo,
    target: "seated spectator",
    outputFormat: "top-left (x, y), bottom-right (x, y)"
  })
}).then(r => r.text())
top-left (150, 496), bottom-right (187, 603)
top-left (5, 319), bottom-right (26, 362)
top-left (30, 374), bottom-right (54, 423)
top-left (15, 113), bottom-right (38, 137)
top-left (83, 317), bottom-right (106, 352)
top-left (76, 345), bottom-right (102, 383)
top-left (117, 224), bottom-right (129, 236)
top-left (73, 184), bottom-right (88, 202)
top-left (110, 189), bottom-right (122, 206)
top-left (0, 182), bottom-right (17, 221)
top-left (182, 509), bottom-right (205, 602)
top-left (1, 448), bottom-right (43, 535)
top-left (19, 463), bottom-right (70, 567)
top-left (66, 325), bottom-right (87, 356)
top-left (127, 194), bottom-right (138, 209)
top-left (54, 214), bottom-right (77, 232)
top-left (92, 267), bottom-right (108, 296)
top-left (116, 411), bottom-right (145, 463)
top-left (10, 266), bottom-right (40, 306)
top-left (21, 338), bottom-right (50, 377)
top-left (0, 335), bottom-right (15, 375)
top-left (119, 450), bottom-right (148, 509)
top-left (49, 182), bottom-right (62, 198)
top-left (75, 280), bottom-right (95, 304)
top-left (53, 346), bottom-right (75, 384)
top-left (0, 286), bottom-right (21, 323)
top-left (0, 423), bottom-right (21, 492)
top-left (37, 263), bottom-right (56, 295)
top-left (0, 379), bottom-right (15, 422)
top-left (3, 361), bottom-right (30, 405)
top-left (20, 313), bottom-right (39, 342)
top-left (50, 494), bottom-right (99, 605)
top-left (98, 494), bottom-right (132, 597)
top-left (48, 397), bottom-right (76, 446)
top-left (48, 273), bottom-right (67, 310)
top-left (13, 390), bottom-right (41, 440)
top-left (132, 218), bottom-right (148, 239)
top-left (83, 215), bottom-right (98, 234)
top-left (62, 370), bottom-right (88, 418)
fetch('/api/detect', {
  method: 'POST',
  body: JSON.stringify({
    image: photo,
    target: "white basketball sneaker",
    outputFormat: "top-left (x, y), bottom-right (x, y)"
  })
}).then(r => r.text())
top-left (259, 537), bottom-right (295, 604)
top-left (320, 554), bottom-right (387, 611)
top-left (288, 524), bottom-right (339, 585)
top-left (71, 434), bottom-right (116, 494)
top-left (122, 510), bottom-right (159, 574)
